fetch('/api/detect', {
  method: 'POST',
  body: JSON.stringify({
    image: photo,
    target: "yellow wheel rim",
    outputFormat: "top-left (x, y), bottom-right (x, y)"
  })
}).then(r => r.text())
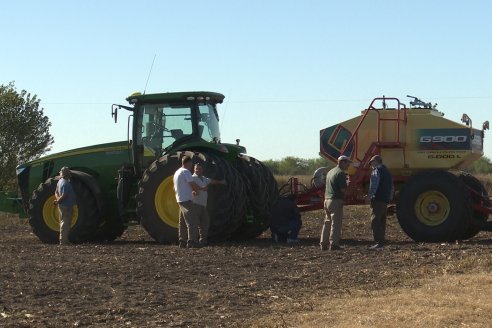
top-left (42, 195), bottom-right (78, 231)
top-left (414, 190), bottom-right (450, 226)
top-left (155, 176), bottom-right (179, 228)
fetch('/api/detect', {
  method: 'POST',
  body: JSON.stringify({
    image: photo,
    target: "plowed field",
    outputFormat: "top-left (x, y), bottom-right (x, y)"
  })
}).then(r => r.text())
top-left (1, 207), bottom-right (491, 327)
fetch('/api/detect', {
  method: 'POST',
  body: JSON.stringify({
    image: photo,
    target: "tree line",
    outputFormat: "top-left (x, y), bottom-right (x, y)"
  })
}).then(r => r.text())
top-left (1, 81), bottom-right (492, 190)
top-left (263, 156), bottom-right (492, 177)
top-left (0, 82), bottom-right (53, 190)
top-left (262, 156), bottom-right (334, 176)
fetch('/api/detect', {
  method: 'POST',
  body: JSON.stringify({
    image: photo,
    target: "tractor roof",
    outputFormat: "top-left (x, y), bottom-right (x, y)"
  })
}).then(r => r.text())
top-left (126, 91), bottom-right (225, 105)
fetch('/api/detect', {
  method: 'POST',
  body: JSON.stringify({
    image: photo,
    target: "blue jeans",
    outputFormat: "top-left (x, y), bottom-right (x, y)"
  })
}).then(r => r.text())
top-left (271, 219), bottom-right (302, 242)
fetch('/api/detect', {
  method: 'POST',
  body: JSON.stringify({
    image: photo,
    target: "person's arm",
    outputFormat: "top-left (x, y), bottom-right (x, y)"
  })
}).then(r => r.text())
top-left (54, 185), bottom-right (66, 204)
top-left (184, 171), bottom-right (200, 195)
top-left (189, 181), bottom-right (200, 192)
top-left (365, 169), bottom-right (380, 203)
top-left (201, 177), bottom-right (225, 191)
top-left (339, 172), bottom-right (348, 194)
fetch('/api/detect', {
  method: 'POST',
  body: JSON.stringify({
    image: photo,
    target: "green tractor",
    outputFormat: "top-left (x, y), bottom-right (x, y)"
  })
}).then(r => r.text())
top-left (14, 91), bottom-right (278, 244)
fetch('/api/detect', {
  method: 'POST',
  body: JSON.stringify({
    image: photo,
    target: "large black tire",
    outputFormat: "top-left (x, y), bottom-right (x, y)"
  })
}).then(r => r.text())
top-left (202, 152), bottom-right (246, 240)
top-left (396, 170), bottom-right (472, 242)
top-left (29, 177), bottom-right (100, 244)
top-left (136, 154), bottom-right (182, 244)
top-left (232, 156), bottom-right (279, 239)
top-left (458, 172), bottom-right (489, 239)
top-left (136, 151), bottom-right (246, 243)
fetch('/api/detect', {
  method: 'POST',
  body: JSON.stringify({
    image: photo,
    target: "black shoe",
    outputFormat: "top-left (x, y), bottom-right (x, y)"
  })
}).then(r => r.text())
top-left (320, 244), bottom-right (328, 251)
top-left (178, 240), bottom-right (186, 248)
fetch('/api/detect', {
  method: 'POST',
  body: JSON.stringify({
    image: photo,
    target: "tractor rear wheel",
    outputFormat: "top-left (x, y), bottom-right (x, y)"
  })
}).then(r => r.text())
top-left (136, 154), bottom-right (182, 244)
top-left (232, 156), bottom-right (278, 239)
top-left (29, 177), bottom-right (100, 243)
top-left (136, 151), bottom-right (247, 243)
top-left (396, 170), bottom-right (472, 242)
top-left (201, 152), bottom-right (246, 240)
top-left (458, 172), bottom-right (489, 239)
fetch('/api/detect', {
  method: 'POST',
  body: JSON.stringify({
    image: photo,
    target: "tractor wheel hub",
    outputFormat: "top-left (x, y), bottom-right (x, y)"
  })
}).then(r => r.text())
top-left (427, 202), bottom-right (439, 213)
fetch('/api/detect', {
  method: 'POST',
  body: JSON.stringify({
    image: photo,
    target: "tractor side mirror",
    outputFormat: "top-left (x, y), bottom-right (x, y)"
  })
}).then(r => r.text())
top-left (111, 104), bottom-right (118, 123)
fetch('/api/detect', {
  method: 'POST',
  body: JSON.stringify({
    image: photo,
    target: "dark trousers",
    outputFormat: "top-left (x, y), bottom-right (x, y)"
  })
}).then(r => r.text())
top-left (370, 201), bottom-right (388, 244)
top-left (271, 219), bottom-right (302, 242)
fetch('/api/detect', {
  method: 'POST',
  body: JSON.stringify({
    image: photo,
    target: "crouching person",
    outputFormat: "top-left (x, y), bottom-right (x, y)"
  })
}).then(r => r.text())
top-left (270, 196), bottom-right (302, 244)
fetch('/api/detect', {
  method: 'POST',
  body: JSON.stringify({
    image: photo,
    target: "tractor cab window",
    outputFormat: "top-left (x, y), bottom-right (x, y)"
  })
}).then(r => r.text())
top-left (198, 103), bottom-right (220, 143)
top-left (140, 104), bottom-right (193, 155)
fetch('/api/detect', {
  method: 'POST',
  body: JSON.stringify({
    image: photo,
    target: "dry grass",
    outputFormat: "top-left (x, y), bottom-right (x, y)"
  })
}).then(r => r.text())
top-left (291, 273), bottom-right (492, 328)
top-left (252, 272), bottom-right (492, 328)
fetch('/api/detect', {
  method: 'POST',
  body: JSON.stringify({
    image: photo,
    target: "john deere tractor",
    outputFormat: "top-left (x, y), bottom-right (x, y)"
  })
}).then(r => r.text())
top-left (14, 91), bottom-right (278, 244)
top-left (285, 96), bottom-right (491, 242)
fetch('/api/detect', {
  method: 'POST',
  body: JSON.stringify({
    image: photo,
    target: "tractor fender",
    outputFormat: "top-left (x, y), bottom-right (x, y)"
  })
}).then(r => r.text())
top-left (70, 170), bottom-right (104, 212)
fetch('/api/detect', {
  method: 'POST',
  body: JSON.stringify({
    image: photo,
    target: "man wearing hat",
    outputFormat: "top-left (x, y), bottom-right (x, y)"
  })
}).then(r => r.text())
top-left (320, 155), bottom-right (351, 251)
top-left (365, 155), bottom-right (394, 250)
top-left (54, 167), bottom-right (76, 245)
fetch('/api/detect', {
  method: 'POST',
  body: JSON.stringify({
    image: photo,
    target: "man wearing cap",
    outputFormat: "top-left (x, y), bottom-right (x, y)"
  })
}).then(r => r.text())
top-left (320, 155), bottom-right (351, 251)
top-left (54, 167), bottom-right (76, 245)
top-left (365, 155), bottom-right (394, 250)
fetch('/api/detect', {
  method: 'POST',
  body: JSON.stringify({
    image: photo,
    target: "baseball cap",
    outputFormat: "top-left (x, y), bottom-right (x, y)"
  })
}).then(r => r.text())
top-left (59, 166), bottom-right (72, 177)
top-left (337, 155), bottom-right (352, 162)
top-left (369, 155), bottom-right (382, 163)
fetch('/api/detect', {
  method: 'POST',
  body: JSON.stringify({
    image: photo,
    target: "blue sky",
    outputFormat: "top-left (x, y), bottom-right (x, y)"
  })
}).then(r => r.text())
top-left (2, 1), bottom-right (492, 161)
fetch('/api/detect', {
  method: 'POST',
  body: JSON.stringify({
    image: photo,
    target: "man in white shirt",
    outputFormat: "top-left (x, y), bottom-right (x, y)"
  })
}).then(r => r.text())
top-left (173, 156), bottom-right (200, 248)
top-left (190, 163), bottom-right (225, 246)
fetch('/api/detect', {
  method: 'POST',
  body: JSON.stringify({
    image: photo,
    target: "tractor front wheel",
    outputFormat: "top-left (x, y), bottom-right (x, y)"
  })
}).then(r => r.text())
top-left (396, 171), bottom-right (472, 242)
top-left (136, 154), bottom-right (182, 244)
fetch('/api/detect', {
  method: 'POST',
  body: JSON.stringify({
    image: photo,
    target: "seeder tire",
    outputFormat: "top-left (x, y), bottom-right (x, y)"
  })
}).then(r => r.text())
top-left (29, 177), bottom-right (100, 244)
top-left (396, 170), bottom-right (472, 242)
top-left (458, 172), bottom-right (489, 239)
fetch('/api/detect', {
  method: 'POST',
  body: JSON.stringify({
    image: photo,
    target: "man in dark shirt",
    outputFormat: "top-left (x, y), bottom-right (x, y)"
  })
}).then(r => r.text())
top-left (365, 155), bottom-right (394, 250)
top-left (54, 167), bottom-right (76, 245)
top-left (321, 155), bottom-right (351, 251)
top-left (270, 196), bottom-right (302, 244)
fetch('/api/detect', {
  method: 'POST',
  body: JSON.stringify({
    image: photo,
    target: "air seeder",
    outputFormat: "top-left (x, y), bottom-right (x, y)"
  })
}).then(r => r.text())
top-left (10, 91), bottom-right (277, 244)
top-left (285, 96), bottom-right (491, 242)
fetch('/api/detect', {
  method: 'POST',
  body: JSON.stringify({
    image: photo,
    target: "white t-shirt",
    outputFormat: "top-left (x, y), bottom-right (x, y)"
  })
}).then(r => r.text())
top-left (173, 167), bottom-right (194, 202)
top-left (192, 174), bottom-right (210, 206)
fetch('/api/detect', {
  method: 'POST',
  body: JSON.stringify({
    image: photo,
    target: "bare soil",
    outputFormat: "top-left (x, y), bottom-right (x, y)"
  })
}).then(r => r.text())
top-left (1, 208), bottom-right (492, 327)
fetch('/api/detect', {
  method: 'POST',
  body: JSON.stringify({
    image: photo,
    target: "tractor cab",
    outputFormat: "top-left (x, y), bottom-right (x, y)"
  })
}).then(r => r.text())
top-left (112, 91), bottom-right (225, 176)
